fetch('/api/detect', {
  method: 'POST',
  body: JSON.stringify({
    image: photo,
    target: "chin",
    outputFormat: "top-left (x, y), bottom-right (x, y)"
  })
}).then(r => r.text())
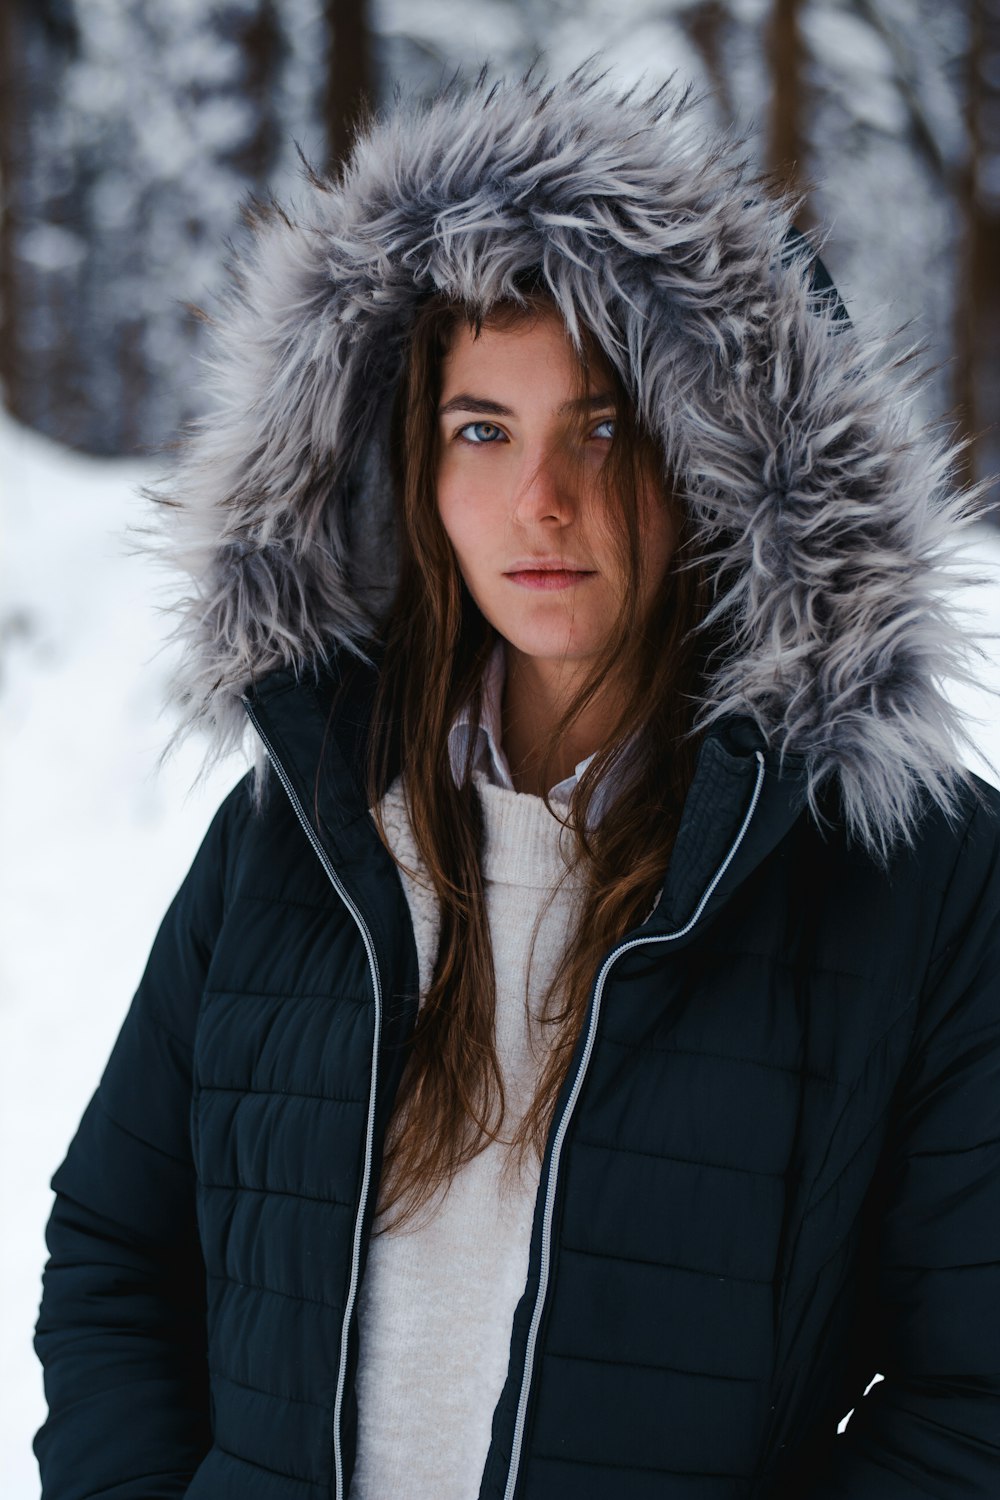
top-left (477, 597), bottom-right (610, 664)
top-left (502, 630), bottom-right (602, 665)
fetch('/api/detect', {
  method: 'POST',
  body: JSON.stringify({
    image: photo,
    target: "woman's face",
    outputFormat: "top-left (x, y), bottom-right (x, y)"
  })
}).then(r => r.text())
top-left (435, 309), bottom-right (675, 680)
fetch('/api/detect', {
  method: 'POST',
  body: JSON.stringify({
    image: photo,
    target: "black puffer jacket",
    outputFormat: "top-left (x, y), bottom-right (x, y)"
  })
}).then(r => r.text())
top-left (34, 65), bottom-right (1000, 1500)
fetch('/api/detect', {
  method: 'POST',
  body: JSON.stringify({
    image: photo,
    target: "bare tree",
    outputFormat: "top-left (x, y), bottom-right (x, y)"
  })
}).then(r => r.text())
top-left (0, 2), bottom-right (85, 441)
top-left (0, 0), bottom-right (986, 480)
top-left (959, 0), bottom-right (1000, 498)
top-left (0, 0), bottom-right (330, 456)
top-left (767, 0), bottom-right (809, 217)
top-left (325, 0), bottom-right (373, 173)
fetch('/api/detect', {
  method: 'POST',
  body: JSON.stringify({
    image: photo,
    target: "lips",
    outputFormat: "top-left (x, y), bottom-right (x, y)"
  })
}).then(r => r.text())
top-left (503, 564), bottom-right (597, 591)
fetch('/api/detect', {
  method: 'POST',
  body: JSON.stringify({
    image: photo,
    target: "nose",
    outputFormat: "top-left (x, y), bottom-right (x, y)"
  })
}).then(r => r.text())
top-left (510, 444), bottom-right (579, 528)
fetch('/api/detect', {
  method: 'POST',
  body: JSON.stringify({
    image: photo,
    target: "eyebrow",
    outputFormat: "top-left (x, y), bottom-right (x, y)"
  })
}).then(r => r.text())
top-left (437, 390), bottom-right (616, 418)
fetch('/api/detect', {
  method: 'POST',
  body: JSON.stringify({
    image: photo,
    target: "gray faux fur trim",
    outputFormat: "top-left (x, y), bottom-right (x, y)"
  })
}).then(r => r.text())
top-left (138, 58), bottom-right (995, 862)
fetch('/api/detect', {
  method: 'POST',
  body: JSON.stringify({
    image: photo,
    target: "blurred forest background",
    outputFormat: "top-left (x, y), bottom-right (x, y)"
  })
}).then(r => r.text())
top-left (1, 0), bottom-right (999, 499)
top-left (3, 8), bottom-right (1000, 1492)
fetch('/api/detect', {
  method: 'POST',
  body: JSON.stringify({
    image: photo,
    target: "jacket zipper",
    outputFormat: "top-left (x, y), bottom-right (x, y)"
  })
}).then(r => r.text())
top-left (242, 699), bottom-right (383, 1500)
top-left (500, 750), bottom-right (766, 1500)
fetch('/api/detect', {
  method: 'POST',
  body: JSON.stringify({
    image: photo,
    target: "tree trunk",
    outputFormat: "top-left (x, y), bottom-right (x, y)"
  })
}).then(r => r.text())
top-left (959, 0), bottom-right (1000, 505)
top-left (325, 0), bottom-right (373, 175)
top-left (0, 2), bottom-right (85, 437)
top-left (0, 0), bottom-right (17, 418)
top-left (767, 0), bottom-right (810, 222)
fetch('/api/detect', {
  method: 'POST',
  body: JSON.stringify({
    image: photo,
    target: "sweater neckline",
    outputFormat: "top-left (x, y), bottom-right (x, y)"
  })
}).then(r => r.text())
top-left (474, 771), bottom-right (586, 891)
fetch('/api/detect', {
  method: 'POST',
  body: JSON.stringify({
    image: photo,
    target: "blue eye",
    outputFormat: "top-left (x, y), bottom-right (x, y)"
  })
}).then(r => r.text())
top-left (592, 418), bottom-right (615, 440)
top-left (457, 421), bottom-right (506, 444)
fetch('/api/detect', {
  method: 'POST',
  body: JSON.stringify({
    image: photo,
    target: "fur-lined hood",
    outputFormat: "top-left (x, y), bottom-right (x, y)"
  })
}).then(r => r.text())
top-left (145, 60), bottom-right (993, 862)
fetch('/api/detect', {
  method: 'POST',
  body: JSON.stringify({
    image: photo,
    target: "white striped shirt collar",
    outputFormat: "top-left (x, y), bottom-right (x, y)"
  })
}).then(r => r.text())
top-left (447, 639), bottom-right (604, 808)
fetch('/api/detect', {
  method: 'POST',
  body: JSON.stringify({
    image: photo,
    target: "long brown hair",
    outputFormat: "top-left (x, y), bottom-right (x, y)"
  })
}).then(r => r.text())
top-left (359, 277), bottom-right (720, 1230)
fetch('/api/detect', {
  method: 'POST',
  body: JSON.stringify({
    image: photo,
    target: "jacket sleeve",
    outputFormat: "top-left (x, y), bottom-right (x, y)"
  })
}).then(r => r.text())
top-left (33, 774), bottom-right (253, 1500)
top-left (801, 792), bottom-right (1000, 1498)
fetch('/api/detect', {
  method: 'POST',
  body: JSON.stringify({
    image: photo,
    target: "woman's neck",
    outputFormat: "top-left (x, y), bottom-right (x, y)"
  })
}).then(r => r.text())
top-left (500, 647), bottom-right (623, 797)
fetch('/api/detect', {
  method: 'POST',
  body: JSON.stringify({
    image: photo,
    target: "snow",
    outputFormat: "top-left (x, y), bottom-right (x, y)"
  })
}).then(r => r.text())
top-left (1, 408), bottom-right (998, 1494)
top-left (0, 412), bottom-right (245, 1496)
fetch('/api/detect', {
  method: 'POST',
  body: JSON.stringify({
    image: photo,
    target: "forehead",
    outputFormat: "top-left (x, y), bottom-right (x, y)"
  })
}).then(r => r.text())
top-left (439, 308), bottom-right (603, 395)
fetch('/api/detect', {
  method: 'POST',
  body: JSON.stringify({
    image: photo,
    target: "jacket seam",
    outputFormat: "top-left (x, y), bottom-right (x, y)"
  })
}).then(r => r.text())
top-left (908, 1130), bottom-right (1000, 1160)
top-left (597, 1034), bottom-right (847, 1087)
top-left (797, 996), bottom-right (918, 1215)
top-left (198, 1082), bottom-right (366, 1106)
top-left (530, 1450), bottom-right (745, 1477)
top-left (915, 1015), bottom-right (1000, 1056)
top-left (892, 1393), bottom-right (1000, 1444)
top-left (570, 1132), bottom-right (787, 1180)
top-left (74, 1470), bottom-right (205, 1500)
top-left (560, 1241), bottom-right (771, 1285)
top-left (212, 1368), bottom-right (329, 1410)
top-left (170, 777), bottom-right (253, 1040)
top-left (140, 987), bottom-right (200, 1054)
top-left (207, 1269), bottom-right (340, 1311)
top-left (781, 1228), bottom-right (857, 1319)
top-left (95, 1092), bottom-right (193, 1168)
top-left (800, 1095), bottom-right (895, 1222)
top-left (838, 1443), bottom-right (952, 1500)
top-left (879, 1256), bottom-right (1000, 1273)
top-left (921, 799), bottom-right (982, 978)
top-left (705, 948), bottom-right (875, 985)
top-left (199, 1179), bottom-right (355, 1209)
top-left (544, 1347), bottom-right (760, 1382)
top-left (239, 890), bottom-right (341, 912)
top-left (204, 987), bottom-right (370, 1007)
top-left (213, 1440), bottom-right (325, 1488)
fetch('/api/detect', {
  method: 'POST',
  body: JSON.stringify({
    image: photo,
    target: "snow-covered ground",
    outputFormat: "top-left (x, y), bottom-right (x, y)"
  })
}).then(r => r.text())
top-left (0, 414), bottom-right (245, 1496)
top-left (1, 409), bottom-right (998, 1495)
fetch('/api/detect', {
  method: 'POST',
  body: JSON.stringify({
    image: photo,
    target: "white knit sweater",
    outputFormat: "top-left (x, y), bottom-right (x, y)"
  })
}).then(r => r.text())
top-left (348, 769), bottom-right (586, 1500)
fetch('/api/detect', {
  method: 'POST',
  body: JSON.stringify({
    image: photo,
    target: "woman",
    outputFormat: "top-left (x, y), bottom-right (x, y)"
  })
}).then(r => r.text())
top-left (34, 63), bottom-right (1000, 1500)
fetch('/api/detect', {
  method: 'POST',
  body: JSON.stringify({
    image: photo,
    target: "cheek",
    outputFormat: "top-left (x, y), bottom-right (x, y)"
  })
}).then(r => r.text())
top-left (437, 441), bottom-right (512, 532)
top-left (436, 479), bottom-right (489, 583)
top-left (435, 472), bottom-right (464, 550)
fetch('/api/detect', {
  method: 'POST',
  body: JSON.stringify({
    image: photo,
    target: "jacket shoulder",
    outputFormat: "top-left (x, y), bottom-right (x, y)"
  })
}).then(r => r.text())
top-left (205, 767), bottom-right (259, 898)
top-left (963, 767), bottom-right (1000, 822)
top-left (932, 769), bottom-right (1000, 897)
top-left (898, 766), bottom-right (1000, 881)
top-left (126, 769), bottom-right (259, 1045)
top-left (913, 769), bottom-right (1000, 1015)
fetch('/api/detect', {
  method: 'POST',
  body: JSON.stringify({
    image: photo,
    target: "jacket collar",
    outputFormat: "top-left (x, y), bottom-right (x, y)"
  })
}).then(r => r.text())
top-left (653, 719), bottom-right (809, 935)
top-left (243, 658), bottom-right (811, 943)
